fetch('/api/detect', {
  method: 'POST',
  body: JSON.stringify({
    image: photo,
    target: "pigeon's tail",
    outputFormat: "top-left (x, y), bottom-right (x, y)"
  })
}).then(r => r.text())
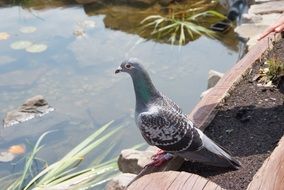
top-left (180, 131), bottom-right (241, 170)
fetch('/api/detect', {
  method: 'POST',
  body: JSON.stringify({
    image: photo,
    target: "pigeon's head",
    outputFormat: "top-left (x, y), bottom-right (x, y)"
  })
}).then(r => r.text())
top-left (115, 58), bottom-right (145, 76)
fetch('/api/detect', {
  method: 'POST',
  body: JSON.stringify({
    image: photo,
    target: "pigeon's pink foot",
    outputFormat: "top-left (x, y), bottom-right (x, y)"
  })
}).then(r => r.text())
top-left (146, 151), bottom-right (173, 167)
top-left (151, 149), bottom-right (166, 160)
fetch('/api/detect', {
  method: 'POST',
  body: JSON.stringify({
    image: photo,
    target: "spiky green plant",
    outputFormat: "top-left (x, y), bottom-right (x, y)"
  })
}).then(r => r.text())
top-left (267, 58), bottom-right (284, 82)
top-left (140, 1), bottom-right (227, 45)
top-left (2, 121), bottom-right (122, 190)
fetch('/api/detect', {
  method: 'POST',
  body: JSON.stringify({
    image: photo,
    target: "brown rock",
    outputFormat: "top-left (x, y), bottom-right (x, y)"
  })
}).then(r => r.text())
top-left (117, 146), bottom-right (159, 174)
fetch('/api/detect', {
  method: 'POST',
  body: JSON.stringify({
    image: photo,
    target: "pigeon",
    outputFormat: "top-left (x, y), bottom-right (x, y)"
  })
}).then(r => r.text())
top-left (115, 58), bottom-right (241, 169)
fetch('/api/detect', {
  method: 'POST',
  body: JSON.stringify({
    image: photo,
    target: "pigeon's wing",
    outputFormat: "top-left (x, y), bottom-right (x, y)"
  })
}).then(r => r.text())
top-left (137, 107), bottom-right (203, 152)
top-left (160, 94), bottom-right (183, 114)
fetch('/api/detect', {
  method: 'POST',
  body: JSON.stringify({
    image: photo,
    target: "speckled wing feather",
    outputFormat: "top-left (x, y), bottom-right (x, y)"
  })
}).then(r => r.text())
top-left (160, 94), bottom-right (183, 114)
top-left (137, 106), bottom-right (203, 152)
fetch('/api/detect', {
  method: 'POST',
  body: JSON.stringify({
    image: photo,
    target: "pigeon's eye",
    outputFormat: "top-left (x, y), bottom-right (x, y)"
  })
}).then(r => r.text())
top-left (125, 64), bottom-right (131, 69)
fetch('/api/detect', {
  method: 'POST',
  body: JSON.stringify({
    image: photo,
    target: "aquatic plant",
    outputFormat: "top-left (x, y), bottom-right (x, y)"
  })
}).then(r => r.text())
top-left (140, 1), bottom-right (227, 45)
top-left (2, 121), bottom-right (121, 190)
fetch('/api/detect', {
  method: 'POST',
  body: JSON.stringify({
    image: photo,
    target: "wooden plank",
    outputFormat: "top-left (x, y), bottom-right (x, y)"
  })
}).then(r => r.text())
top-left (203, 181), bottom-right (222, 190)
top-left (191, 175), bottom-right (210, 190)
top-left (167, 172), bottom-right (193, 190)
top-left (128, 171), bottom-right (223, 190)
top-left (183, 173), bottom-right (200, 189)
top-left (246, 136), bottom-right (284, 190)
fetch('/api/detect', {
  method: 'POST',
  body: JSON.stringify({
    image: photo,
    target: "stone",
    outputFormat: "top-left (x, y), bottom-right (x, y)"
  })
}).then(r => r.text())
top-left (249, 1), bottom-right (284, 15)
top-left (242, 13), bottom-right (282, 25)
top-left (3, 95), bottom-right (54, 128)
top-left (207, 70), bottom-right (224, 89)
top-left (117, 146), bottom-right (159, 174)
top-left (247, 35), bottom-right (260, 50)
top-left (235, 24), bottom-right (267, 39)
top-left (242, 13), bottom-right (262, 23)
top-left (106, 173), bottom-right (137, 190)
top-left (235, 13), bottom-right (282, 49)
top-left (256, 13), bottom-right (283, 25)
top-left (254, 0), bottom-right (272, 3)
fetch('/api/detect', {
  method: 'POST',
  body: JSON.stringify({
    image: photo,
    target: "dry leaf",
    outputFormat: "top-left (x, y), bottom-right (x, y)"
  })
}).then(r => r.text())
top-left (8, 144), bottom-right (25, 155)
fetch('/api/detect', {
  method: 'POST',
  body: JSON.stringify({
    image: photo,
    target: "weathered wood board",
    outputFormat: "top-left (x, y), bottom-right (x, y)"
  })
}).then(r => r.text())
top-left (128, 171), bottom-right (225, 190)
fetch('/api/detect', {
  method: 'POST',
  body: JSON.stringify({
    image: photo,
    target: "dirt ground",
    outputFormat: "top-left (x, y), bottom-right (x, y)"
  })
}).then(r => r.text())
top-left (180, 38), bottom-right (284, 189)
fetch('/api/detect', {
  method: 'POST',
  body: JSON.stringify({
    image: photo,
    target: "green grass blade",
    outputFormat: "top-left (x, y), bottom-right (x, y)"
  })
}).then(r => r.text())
top-left (140, 15), bottom-right (163, 24)
top-left (11, 131), bottom-right (54, 190)
top-left (37, 124), bottom-right (121, 186)
top-left (179, 24), bottom-right (185, 45)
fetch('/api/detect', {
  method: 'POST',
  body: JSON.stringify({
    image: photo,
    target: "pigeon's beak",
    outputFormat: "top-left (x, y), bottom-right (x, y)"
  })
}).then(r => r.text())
top-left (115, 66), bottom-right (122, 74)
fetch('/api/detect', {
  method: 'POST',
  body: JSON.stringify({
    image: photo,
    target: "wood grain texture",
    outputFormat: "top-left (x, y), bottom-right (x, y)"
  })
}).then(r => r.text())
top-left (128, 171), bottom-right (224, 190)
top-left (247, 136), bottom-right (284, 190)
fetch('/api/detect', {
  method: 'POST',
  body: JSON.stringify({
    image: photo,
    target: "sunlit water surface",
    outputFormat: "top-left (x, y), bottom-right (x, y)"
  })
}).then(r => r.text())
top-left (0, 3), bottom-right (239, 186)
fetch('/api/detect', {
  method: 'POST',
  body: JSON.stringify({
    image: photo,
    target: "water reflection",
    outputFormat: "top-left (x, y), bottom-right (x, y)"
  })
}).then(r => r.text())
top-left (0, 0), bottom-right (240, 187)
top-left (0, 0), bottom-right (239, 49)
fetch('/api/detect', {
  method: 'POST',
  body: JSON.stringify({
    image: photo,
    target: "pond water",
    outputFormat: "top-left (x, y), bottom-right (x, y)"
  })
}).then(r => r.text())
top-left (0, 0), bottom-right (240, 187)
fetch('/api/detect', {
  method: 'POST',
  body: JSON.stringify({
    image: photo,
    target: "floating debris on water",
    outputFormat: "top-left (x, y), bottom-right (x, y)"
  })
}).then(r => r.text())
top-left (73, 20), bottom-right (96, 38)
top-left (0, 32), bottom-right (10, 40)
top-left (0, 144), bottom-right (26, 162)
top-left (81, 20), bottom-right (96, 28)
top-left (0, 151), bottom-right (14, 162)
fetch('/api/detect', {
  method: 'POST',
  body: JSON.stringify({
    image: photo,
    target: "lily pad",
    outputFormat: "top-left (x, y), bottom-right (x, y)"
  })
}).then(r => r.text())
top-left (0, 32), bottom-right (10, 40)
top-left (20, 26), bottom-right (37, 33)
top-left (0, 151), bottom-right (15, 162)
top-left (10, 40), bottom-right (32, 50)
top-left (25, 43), bottom-right (47, 53)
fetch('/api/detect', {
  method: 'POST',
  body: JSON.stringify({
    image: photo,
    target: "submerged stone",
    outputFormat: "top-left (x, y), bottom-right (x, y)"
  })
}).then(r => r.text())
top-left (3, 95), bottom-right (54, 128)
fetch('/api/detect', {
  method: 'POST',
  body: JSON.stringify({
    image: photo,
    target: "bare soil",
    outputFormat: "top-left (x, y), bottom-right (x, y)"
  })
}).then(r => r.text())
top-left (180, 38), bottom-right (284, 189)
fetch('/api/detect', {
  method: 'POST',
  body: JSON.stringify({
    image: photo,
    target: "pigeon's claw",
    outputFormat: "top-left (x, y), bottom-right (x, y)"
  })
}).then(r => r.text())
top-left (146, 152), bottom-right (173, 167)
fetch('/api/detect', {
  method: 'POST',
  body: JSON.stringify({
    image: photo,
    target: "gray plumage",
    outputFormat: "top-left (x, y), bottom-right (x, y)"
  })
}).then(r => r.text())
top-left (115, 58), bottom-right (241, 169)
